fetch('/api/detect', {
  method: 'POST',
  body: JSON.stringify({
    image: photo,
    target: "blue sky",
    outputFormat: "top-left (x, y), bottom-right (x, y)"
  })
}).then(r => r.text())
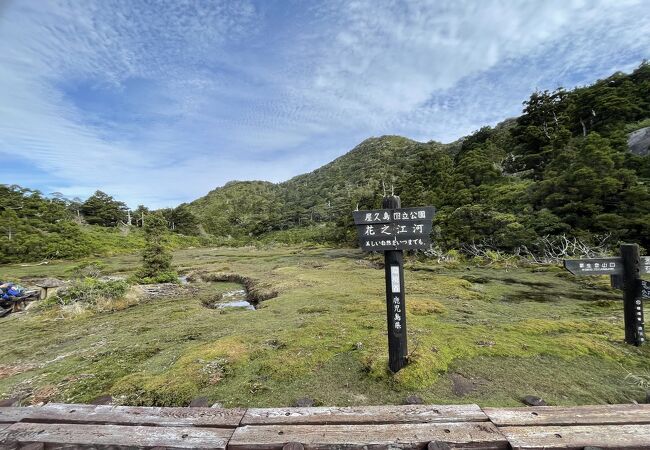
top-left (1, 0), bottom-right (649, 208)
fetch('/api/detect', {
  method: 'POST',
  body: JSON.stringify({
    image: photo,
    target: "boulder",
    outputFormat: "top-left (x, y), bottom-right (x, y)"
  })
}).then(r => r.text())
top-left (522, 395), bottom-right (547, 406)
top-left (189, 396), bottom-right (210, 407)
top-left (628, 126), bottom-right (650, 156)
top-left (403, 395), bottom-right (424, 405)
top-left (293, 397), bottom-right (314, 407)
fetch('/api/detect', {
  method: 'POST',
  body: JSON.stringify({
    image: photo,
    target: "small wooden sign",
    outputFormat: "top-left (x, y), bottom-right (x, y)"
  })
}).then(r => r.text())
top-left (564, 245), bottom-right (647, 346)
top-left (353, 200), bottom-right (435, 372)
top-left (563, 257), bottom-right (623, 276)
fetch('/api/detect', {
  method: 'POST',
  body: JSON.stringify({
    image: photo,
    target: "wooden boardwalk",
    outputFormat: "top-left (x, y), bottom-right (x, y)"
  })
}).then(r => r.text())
top-left (2, 402), bottom-right (650, 448)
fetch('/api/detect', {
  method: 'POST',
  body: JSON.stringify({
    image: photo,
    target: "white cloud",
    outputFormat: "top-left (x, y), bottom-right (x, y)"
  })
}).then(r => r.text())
top-left (0, 0), bottom-right (648, 207)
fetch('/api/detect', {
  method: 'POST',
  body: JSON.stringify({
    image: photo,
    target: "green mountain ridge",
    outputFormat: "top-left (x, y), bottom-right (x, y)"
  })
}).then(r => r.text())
top-left (189, 135), bottom-right (441, 236)
top-left (189, 63), bottom-right (650, 250)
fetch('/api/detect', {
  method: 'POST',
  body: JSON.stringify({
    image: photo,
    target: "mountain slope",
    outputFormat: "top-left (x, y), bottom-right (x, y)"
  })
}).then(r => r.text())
top-left (190, 63), bottom-right (650, 251)
top-left (191, 136), bottom-right (448, 237)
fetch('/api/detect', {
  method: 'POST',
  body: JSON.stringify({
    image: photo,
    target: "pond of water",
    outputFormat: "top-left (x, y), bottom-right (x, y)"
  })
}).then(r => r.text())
top-left (218, 289), bottom-right (255, 310)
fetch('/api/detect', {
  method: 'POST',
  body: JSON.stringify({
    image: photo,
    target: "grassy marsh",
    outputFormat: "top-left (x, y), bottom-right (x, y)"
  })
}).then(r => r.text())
top-left (1, 246), bottom-right (649, 407)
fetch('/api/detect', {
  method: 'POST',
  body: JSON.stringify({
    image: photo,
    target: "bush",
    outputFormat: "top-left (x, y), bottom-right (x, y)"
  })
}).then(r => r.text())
top-left (132, 271), bottom-right (179, 285)
top-left (47, 278), bottom-right (129, 307)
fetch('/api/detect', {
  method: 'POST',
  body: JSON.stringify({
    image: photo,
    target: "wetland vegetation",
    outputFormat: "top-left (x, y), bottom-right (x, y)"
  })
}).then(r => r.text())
top-left (1, 246), bottom-right (649, 408)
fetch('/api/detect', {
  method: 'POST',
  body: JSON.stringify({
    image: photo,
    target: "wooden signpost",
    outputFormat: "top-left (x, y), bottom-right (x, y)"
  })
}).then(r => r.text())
top-left (564, 244), bottom-right (650, 346)
top-left (353, 196), bottom-right (435, 372)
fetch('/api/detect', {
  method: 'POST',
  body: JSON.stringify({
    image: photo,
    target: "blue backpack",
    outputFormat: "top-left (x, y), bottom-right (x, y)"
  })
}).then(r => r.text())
top-left (1, 284), bottom-right (23, 300)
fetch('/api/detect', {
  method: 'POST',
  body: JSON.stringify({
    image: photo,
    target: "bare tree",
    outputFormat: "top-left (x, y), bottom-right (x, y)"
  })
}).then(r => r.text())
top-left (518, 233), bottom-right (613, 264)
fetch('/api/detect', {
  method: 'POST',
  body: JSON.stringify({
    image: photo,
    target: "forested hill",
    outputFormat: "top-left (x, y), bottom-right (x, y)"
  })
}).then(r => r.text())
top-left (190, 136), bottom-right (442, 238)
top-left (190, 63), bottom-right (650, 251)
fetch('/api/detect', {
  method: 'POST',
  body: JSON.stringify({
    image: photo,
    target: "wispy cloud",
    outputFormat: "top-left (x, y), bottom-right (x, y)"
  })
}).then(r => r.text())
top-left (0, 0), bottom-right (648, 207)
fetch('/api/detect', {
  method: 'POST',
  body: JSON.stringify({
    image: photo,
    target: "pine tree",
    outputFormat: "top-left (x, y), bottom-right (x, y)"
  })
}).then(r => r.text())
top-left (136, 212), bottom-right (176, 283)
top-left (81, 191), bottom-right (128, 227)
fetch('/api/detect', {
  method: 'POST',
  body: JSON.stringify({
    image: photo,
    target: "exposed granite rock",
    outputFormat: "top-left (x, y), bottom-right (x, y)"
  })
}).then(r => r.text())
top-left (629, 126), bottom-right (650, 156)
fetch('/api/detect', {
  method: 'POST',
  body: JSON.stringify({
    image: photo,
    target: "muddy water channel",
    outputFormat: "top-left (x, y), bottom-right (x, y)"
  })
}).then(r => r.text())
top-left (188, 278), bottom-right (256, 310)
top-left (219, 288), bottom-right (255, 310)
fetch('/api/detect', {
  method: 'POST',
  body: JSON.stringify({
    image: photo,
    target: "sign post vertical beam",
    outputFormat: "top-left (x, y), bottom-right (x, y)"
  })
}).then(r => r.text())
top-left (382, 195), bottom-right (408, 372)
top-left (621, 243), bottom-right (644, 346)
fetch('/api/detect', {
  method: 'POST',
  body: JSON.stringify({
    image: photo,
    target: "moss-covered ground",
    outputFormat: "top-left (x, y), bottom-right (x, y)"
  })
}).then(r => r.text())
top-left (1, 246), bottom-right (649, 407)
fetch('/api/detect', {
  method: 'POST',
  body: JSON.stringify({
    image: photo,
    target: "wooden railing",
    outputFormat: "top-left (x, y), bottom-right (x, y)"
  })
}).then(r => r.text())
top-left (2, 402), bottom-right (650, 448)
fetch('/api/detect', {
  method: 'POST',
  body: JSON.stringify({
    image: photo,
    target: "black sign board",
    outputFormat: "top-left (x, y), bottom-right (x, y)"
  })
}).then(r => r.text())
top-left (563, 245), bottom-right (648, 346)
top-left (354, 207), bottom-right (435, 252)
top-left (353, 200), bottom-right (436, 372)
top-left (563, 257), bottom-right (623, 276)
top-left (643, 257), bottom-right (650, 275)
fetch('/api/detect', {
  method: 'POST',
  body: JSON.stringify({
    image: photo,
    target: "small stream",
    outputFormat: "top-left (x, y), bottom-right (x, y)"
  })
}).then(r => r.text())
top-left (181, 275), bottom-right (255, 310)
top-left (218, 289), bottom-right (255, 310)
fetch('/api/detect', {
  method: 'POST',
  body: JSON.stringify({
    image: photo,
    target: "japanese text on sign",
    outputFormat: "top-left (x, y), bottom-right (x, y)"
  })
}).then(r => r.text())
top-left (393, 295), bottom-right (402, 331)
top-left (390, 266), bottom-right (401, 293)
top-left (354, 206), bottom-right (435, 252)
top-left (563, 258), bottom-right (624, 276)
top-left (361, 222), bottom-right (430, 237)
top-left (352, 207), bottom-right (436, 225)
top-left (362, 238), bottom-right (429, 251)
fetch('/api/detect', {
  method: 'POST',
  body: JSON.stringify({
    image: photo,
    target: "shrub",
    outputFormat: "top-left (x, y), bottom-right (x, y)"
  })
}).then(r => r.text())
top-left (132, 271), bottom-right (179, 285)
top-left (47, 278), bottom-right (129, 307)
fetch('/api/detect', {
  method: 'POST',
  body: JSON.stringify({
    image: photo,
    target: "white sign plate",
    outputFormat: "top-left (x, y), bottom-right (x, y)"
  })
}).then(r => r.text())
top-left (391, 266), bottom-right (401, 293)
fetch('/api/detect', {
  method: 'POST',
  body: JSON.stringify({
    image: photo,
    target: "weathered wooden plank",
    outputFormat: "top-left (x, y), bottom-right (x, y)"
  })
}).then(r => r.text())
top-left (0, 423), bottom-right (12, 440)
top-left (242, 404), bottom-right (487, 425)
top-left (0, 408), bottom-right (33, 424)
top-left (484, 404), bottom-right (650, 426)
top-left (23, 403), bottom-right (244, 428)
top-left (228, 422), bottom-right (508, 449)
top-left (501, 424), bottom-right (650, 449)
top-left (0, 422), bottom-right (233, 449)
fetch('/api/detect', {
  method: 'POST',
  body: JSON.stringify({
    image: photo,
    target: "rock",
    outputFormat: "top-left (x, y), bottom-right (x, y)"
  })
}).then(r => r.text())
top-left (283, 443), bottom-right (305, 450)
top-left (522, 395), bottom-right (547, 406)
top-left (90, 395), bottom-right (113, 405)
top-left (293, 397), bottom-right (314, 407)
top-left (403, 395), bottom-right (424, 405)
top-left (0, 397), bottom-right (22, 407)
top-left (189, 396), bottom-right (210, 407)
top-left (135, 283), bottom-right (195, 299)
top-left (628, 126), bottom-right (650, 156)
top-left (211, 402), bottom-right (224, 409)
top-left (353, 342), bottom-right (363, 350)
top-left (428, 443), bottom-right (452, 450)
top-left (451, 373), bottom-right (479, 397)
top-left (476, 340), bottom-right (495, 347)
top-left (24, 301), bottom-right (40, 311)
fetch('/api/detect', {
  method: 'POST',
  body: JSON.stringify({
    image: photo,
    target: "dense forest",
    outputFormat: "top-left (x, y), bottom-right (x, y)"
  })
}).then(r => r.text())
top-left (190, 63), bottom-right (650, 252)
top-left (2, 63), bottom-right (650, 263)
